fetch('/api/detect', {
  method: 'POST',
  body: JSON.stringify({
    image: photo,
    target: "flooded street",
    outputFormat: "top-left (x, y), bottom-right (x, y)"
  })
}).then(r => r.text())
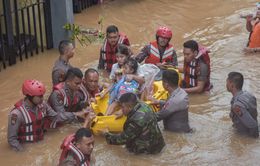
top-left (1, 0), bottom-right (260, 165)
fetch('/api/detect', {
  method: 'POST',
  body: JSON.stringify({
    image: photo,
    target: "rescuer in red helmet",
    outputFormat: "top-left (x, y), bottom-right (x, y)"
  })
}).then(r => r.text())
top-left (7, 80), bottom-right (64, 151)
top-left (135, 26), bottom-right (178, 71)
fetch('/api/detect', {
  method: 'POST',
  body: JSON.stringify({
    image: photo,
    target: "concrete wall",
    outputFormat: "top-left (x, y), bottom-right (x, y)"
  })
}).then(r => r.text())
top-left (50, 0), bottom-right (74, 48)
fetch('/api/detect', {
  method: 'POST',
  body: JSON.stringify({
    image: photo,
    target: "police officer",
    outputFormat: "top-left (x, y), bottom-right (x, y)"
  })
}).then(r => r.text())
top-left (104, 92), bottom-right (165, 154)
top-left (52, 40), bottom-right (75, 86)
top-left (7, 80), bottom-right (60, 151)
top-left (59, 128), bottom-right (95, 166)
top-left (226, 72), bottom-right (259, 138)
top-left (152, 69), bottom-right (191, 132)
top-left (48, 67), bottom-right (90, 124)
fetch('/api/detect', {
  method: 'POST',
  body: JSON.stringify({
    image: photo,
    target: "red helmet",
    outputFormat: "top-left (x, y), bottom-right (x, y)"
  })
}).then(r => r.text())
top-left (156, 26), bottom-right (172, 39)
top-left (22, 80), bottom-right (46, 96)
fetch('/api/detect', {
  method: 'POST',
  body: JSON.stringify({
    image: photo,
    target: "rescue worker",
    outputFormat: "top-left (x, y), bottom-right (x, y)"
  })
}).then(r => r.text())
top-left (81, 68), bottom-right (104, 99)
top-left (135, 26), bottom-right (178, 69)
top-left (103, 92), bottom-right (165, 154)
top-left (59, 128), bottom-right (95, 166)
top-left (240, 2), bottom-right (260, 32)
top-left (7, 80), bottom-right (60, 151)
top-left (48, 67), bottom-right (90, 124)
top-left (52, 40), bottom-right (75, 86)
top-left (151, 69), bottom-right (191, 132)
top-left (226, 72), bottom-right (259, 138)
top-left (244, 10), bottom-right (260, 53)
top-left (98, 25), bottom-right (130, 72)
top-left (179, 40), bottom-right (212, 93)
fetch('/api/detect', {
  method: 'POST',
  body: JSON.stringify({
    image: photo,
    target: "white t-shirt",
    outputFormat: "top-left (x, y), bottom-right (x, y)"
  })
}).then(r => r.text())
top-left (109, 63), bottom-right (144, 80)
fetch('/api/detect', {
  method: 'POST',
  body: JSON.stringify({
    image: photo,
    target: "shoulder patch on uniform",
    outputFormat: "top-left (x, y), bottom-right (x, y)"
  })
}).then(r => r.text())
top-left (57, 94), bottom-right (64, 105)
top-left (233, 106), bottom-right (243, 117)
top-left (11, 114), bottom-right (18, 125)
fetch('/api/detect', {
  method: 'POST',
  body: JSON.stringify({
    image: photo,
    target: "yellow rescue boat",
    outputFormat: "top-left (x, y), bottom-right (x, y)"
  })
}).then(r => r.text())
top-left (90, 68), bottom-right (181, 135)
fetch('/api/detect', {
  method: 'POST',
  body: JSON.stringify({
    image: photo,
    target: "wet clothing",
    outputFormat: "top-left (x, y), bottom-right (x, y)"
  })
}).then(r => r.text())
top-left (48, 83), bottom-right (82, 123)
top-left (52, 58), bottom-right (72, 86)
top-left (110, 63), bottom-right (144, 81)
top-left (59, 134), bottom-right (91, 166)
top-left (105, 102), bottom-right (165, 154)
top-left (109, 76), bottom-right (139, 104)
top-left (248, 22), bottom-right (260, 48)
top-left (156, 88), bottom-right (191, 132)
top-left (183, 59), bottom-right (209, 88)
top-left (135, 41), bottom-right (178, 67)
top-left (78, 84), bottom-right (91, 108)
top-left (182, 46), bottom-right (211, 91)
top-left (98, 33), bottom-right (130, 72)
top-left (109, 63), bottom-right (122, 80)
top-left (230, 90), bottom-right (259, 138)
top-left (7, 100), bottom-right (59, 151)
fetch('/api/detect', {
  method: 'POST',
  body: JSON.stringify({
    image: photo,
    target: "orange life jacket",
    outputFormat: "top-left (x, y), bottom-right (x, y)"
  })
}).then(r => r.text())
top-left (51, 83), bottom-right (80, 112)
top-left (248, 22), bottom-right (260, 48)
top-left (13, 100), bottom-right (45, 143)
top-left (59, 134), bottom-right (90, 166)
top-left (101, 33), bottom-right (130, 71)
top-left (145, 41), bottom-right (174, 64)
top-left (183, 45), bottom-right (211, 91)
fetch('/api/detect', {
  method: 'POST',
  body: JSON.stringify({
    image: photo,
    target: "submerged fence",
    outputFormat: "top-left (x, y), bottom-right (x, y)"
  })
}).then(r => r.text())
top-left (0, 0), bottom-right (100, 71)
top-left (0, 0), bottom-right (53, 71)
top-left (73, 0), bottom-right (99, 13)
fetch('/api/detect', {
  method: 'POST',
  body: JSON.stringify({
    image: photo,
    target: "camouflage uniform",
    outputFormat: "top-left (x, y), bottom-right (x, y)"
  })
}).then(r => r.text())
top-left (230, 90), bottom-right (259, 138)
top-left (105, 102), bottom-right (165, 154)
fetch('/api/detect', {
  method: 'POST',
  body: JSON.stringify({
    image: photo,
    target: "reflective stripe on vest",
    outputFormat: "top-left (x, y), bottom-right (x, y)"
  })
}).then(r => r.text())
top-left (18, 105), bottom-right (44, 142)
top-left (19, 106), bottom-right (33, 141)
top-left (101, 34), bottom-right (126, 70)
top-left (59, 88), bottom-right (69, 107)
top-left (101, 35), bottom-right (125, 60)
top-left (188, 60), bottom-right (197, 87)
top-left (49, 119), bottom-right (57, 129)
top-left (69, 143), bottom-right (89, 166)
top-left (145, 41), bottom-right (174, 64)
top-left (150, 43), bottom-right (174, 60)
top-left (79, 84), bottom-right (89, 103)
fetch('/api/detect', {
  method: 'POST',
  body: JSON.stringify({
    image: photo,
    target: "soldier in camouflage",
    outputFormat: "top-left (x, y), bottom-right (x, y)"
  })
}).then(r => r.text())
top-left (104, 92), bottom-right (165, 154)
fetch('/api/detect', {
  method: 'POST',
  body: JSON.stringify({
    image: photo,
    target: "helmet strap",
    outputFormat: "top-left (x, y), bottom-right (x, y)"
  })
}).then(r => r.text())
top-left (26, 95), bottom-right (38, 107)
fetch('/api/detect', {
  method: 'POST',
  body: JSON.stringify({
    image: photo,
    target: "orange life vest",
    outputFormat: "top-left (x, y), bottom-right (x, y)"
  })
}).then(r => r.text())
top-left (59, 134), bottom-right (90, 166)
top-left (183, 45), bottom-right (211, 91)
top-left (145, 41), bottom-right (174, 64)
top-left (101, 33), bottom-right (130, 71)
top-left (248, 22), bottom-right (260, 48)
top-left (51, 82), bottom-right (80, 112)
top-left (13, 100), bottom-right (45, 143)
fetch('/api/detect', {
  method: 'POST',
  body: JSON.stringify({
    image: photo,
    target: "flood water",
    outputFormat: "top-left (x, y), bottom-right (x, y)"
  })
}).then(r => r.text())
top-left (1, 0), bottom-right (260, 165)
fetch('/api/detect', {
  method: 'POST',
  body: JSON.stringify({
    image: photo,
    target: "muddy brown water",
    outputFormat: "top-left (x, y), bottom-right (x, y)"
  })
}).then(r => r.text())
top-left (1, 0), bottom-right (260, 165)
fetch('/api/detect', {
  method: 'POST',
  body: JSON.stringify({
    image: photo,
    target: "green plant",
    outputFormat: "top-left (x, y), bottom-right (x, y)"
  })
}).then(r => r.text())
top-left (63, 16), bottom-right (105, 46)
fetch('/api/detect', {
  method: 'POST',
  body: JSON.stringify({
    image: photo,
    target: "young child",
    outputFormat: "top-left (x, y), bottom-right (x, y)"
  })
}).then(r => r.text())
top-left (106, 58), bottom-right (143, 115)
top-left (97, 44), bottom-right (144, 92)
top-left (110, 44), bottom-right (131, 82)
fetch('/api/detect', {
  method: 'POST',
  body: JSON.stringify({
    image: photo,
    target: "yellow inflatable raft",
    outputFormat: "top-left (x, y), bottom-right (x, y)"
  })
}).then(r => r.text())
top-left (90, 68), bottom-right (181, 135)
